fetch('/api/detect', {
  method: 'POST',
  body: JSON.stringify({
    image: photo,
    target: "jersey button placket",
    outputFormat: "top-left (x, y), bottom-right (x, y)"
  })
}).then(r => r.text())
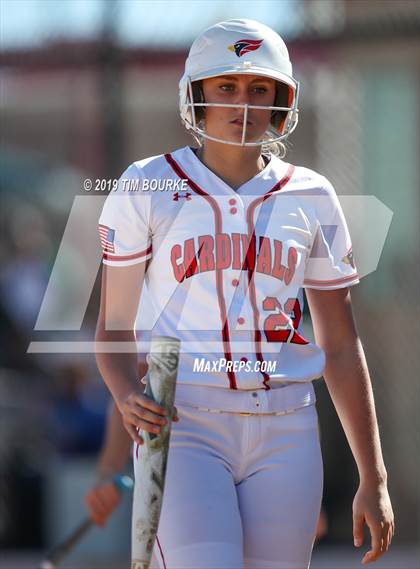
top-left (227, 198), bottom-right (243, 287)
top-left (228, 195), bottom-right (244, 216)
top-left (227, 195), bottom-right (249, 368)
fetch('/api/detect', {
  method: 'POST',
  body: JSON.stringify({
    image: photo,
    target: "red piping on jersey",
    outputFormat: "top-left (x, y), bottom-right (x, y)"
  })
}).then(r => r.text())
top-left (102, 244), bottom-right (152, 262)
top-left (304, 273), bottom-right (359, 287)
top-left (164, 152), bottom-right (237, 389)
top-left (246, 164), bottom-right (295, 390)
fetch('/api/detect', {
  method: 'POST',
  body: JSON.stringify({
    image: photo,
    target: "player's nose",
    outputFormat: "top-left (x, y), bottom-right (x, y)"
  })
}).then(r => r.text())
top-left (233, 87), bottom-right (252, 106)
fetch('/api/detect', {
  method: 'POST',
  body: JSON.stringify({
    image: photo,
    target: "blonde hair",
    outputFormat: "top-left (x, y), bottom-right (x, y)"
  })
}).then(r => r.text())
top-left (261, 139), bottom-right (287, 159)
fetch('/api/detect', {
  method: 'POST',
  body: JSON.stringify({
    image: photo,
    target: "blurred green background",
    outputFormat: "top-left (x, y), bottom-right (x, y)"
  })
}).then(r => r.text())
top-left (0, 1), bottom-right (419, 567)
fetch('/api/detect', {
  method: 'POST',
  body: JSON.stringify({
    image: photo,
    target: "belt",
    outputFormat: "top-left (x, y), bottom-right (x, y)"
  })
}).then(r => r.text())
top-left (185, 408), bottom-right (305, 417)
top-left (175, 382), bottom-right (316, 416)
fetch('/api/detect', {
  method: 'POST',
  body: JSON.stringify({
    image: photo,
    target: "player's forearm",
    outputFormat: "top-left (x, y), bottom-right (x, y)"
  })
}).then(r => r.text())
top-left (323, 339), bottom-right (388, 486)
top-left (96, 403), bottom-right (133, 480)
top-left (95, 328), bottom-right (141, 410)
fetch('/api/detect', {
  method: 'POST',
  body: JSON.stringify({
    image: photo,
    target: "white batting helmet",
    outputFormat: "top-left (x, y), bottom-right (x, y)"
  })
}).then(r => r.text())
top-left (179, 19), bottom-right (300, 147)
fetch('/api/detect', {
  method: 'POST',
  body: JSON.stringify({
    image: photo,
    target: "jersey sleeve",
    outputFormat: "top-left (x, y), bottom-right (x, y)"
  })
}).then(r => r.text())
top-left (303, 176), bottom-right (359, 290)
top-left (98, 163), bottom-right (152, 267)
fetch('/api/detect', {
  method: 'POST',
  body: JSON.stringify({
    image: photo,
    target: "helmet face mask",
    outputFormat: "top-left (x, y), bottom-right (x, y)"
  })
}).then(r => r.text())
top-left (179, 19), bottom-right (300, 148)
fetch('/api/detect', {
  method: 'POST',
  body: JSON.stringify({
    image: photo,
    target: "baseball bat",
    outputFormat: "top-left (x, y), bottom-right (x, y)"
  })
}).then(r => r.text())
top-left (38, 474), bottom-right (134, 569)
top-left (131, 335), bottom-right (181, 569)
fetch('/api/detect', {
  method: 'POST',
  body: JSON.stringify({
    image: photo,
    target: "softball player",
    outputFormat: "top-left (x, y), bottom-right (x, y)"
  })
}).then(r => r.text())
top-left (96, 19), bottom-right (394, 569)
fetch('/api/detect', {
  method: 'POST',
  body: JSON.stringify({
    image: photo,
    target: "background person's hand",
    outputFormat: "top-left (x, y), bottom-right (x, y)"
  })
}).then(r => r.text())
top-left (352, 481), bottom-right (394, 564)
top-left (84, 480), bottom-right (121, 527)
top-left (118, 389), bottom-right (179, 445)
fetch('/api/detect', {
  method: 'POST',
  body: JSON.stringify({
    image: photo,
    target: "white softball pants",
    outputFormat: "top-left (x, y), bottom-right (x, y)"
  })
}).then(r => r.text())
top-left (133, 393), bottom-right (323, 569)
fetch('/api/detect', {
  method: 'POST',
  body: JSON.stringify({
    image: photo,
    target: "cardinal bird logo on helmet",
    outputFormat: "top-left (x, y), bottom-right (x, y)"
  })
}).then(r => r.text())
top-left (228, 38), bottom-right (264, 57)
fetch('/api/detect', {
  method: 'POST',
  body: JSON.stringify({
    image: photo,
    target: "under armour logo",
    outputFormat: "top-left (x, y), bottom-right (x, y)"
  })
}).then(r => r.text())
top-left (173, 192), bottom-right (192, 201)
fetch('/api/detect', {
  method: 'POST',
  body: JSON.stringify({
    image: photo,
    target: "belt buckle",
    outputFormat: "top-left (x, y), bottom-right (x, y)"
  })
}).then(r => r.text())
top-left (239, 412), bottom-right (253, 417)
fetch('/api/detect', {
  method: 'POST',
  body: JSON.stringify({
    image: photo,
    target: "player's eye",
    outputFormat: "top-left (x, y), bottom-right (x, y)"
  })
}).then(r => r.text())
top-left (219, 84), bottom-right (235, 92)
top-left (253, 86), bottom-right (268, 94)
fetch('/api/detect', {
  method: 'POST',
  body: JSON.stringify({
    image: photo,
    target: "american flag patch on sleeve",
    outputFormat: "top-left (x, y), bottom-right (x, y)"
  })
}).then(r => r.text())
top-left (98, 224), bottom-right (115, 253)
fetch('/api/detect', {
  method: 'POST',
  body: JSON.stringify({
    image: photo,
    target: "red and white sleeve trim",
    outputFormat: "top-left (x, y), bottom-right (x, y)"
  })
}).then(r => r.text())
top-left (304, 273), bottom-right (359, 289)
top-left (102, 245), bottom-right (152, 267)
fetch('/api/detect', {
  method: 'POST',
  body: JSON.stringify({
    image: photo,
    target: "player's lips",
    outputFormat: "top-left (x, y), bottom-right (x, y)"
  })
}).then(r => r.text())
top-left (230, 118), bottom-right (253, 126)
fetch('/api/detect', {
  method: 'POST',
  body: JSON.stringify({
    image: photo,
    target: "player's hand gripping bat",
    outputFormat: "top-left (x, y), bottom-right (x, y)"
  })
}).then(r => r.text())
top-left (38, 474), bottom-right (133, 569)
top-left (131, 335), bottom-right (181, 569)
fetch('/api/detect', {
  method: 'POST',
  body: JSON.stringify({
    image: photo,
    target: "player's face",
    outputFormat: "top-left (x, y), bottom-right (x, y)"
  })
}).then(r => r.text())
top-left (201, 74), bottom-right (276, 144)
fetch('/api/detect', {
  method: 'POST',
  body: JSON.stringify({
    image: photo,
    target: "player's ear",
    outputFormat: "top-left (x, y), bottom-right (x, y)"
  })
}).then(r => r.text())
top-left (192, 80), bottom-right (205, 122)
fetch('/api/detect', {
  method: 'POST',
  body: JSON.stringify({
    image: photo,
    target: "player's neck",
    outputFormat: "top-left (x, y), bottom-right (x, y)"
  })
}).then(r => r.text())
top-left (196, 142), bottom-right (266, 191)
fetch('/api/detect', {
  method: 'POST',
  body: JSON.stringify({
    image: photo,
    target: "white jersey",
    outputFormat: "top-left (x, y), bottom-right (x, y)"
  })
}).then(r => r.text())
top-left (98, 145), bottom-right (359, 391)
